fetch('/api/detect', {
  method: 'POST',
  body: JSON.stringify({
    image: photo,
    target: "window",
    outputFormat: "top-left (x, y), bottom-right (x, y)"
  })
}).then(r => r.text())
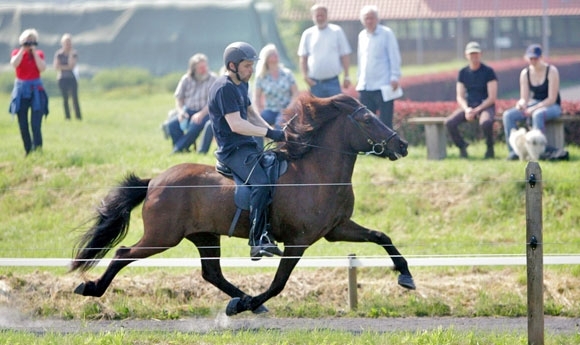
top-left (470, 18), bottom-right (488, 39)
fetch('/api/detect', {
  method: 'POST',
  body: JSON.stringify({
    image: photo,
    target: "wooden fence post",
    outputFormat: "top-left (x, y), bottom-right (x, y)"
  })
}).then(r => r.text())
top-left (348, 253), bottom-right (358, 310)
top-left (526, 162), bottom-right (544, 345)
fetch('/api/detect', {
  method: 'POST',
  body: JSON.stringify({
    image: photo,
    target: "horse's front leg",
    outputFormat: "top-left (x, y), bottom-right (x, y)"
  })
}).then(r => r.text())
top-left (187, 233), bottom-right (268, 314)
top-left (226, 245), bottom-right (306, 316)
top-left (324, 220), bottom-right (415, 290)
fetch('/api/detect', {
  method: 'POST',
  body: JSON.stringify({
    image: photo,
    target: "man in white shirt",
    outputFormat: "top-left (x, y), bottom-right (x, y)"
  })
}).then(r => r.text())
top-left (355, 5), bottom-right (402, 128)
top-left (297, 4), bottom-right (352, 98)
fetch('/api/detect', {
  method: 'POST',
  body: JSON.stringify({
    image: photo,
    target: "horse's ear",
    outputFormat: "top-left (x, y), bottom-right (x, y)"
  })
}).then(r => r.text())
top-left (329, 94), bottom-right (349, 112)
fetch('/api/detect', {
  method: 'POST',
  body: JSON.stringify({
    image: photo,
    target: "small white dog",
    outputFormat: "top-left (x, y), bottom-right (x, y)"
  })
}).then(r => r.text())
top-left (509, 127), bottom-right (547, 161)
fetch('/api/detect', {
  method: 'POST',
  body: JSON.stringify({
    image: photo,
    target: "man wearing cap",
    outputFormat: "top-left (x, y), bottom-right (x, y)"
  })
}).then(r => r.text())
top-left (445, 41), bottom-right (498, 159)
top-left (502, 44), bottom-right (562, 160)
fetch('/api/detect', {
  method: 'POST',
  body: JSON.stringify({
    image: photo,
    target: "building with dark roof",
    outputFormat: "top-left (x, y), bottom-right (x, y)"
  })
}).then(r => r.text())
top-left (281, 0), bottom-right (580, 64)
top-left (0, 1), bottom-right (293, 75)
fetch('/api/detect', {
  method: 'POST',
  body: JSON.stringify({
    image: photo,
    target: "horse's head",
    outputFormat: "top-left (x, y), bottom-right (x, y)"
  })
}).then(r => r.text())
top-left (342, 98), bottom-right (408, 161)
top-left (280, 93), bottom-right (408, 161)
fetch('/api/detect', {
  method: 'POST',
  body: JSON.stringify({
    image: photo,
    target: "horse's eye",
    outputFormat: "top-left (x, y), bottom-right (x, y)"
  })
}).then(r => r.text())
top-left (363, 117), bottom-right (372, 125)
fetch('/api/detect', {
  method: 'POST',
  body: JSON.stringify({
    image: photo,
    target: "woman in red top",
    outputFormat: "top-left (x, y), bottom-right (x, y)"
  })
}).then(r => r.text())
top-left (9, 28), bottom-right (49, 156)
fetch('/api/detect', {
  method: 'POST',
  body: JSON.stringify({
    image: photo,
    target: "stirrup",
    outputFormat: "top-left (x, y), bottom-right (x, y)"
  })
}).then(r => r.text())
top-left (250, 243), bottom-right (283, 261)
top-left (259, 231), bottom-right (276, 245)
top-left (250, 232), bottom-right (283, 261)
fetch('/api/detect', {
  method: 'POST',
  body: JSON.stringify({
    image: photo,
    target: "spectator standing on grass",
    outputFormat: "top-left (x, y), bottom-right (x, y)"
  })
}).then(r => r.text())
top-left (253, 43), bottom-right (299, 149)
top-left (355, 5), bottom-right (402, 129)
top-left (445, 41), bottom-right (497, 159)
top-left (53, 33), bottom-right (82, 120)
top-left (502, 44), bottom-right (564, 160)
top-left (297, 4), bottom-right (351, 98)
top-left (165, 53), bottom-right (217, 154)
top-left (9, 28), bottom-right (49, 156)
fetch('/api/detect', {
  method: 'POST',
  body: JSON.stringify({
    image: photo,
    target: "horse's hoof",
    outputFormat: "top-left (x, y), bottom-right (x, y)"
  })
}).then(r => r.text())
top-left (226, 297), bottom-right (240, 316)
top-left (74, 282), bottom-right (86, 295)
top-left (252, 304), bottom-right (269, 314)
top-left (398, 274), bottom-right (416, 290)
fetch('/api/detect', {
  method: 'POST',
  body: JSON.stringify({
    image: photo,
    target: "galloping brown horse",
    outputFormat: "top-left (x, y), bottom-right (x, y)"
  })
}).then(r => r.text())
top-left (71, 93), bottom-right (415, 316)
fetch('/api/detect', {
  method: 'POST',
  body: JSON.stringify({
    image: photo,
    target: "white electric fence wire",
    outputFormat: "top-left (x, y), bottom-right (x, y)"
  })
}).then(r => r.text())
top-left (1, 255), bottom-right (580, 268)
top-left (0, 176), bottom-right (574, 193)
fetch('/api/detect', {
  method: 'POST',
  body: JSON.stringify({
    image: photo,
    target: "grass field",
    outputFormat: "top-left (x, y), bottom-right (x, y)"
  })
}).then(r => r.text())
top-left (1, 328), bottom-right (579, 345)
top-left (1, 87), bottom-right (579, 343)
top-left (1, 89), bottom-right (578, 261)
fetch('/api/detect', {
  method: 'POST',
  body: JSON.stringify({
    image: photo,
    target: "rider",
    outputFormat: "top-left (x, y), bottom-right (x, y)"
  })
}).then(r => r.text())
top-left (208, 41), bottom-right (285, 260)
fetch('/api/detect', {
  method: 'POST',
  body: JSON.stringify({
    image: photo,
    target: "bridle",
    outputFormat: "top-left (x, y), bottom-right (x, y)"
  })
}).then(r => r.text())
top-left (347, 106), bottom-right (398, 156)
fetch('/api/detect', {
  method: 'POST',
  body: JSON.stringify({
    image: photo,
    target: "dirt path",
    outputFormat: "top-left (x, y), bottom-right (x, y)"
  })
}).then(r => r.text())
top-left (1, 311), bottom-right (578, 335)
top-left (1, 269), bottom-right (579, 335)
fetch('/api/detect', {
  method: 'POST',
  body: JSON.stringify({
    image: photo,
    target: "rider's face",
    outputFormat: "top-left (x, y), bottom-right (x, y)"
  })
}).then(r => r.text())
top-left (236, 60), bottom-right (254, 82)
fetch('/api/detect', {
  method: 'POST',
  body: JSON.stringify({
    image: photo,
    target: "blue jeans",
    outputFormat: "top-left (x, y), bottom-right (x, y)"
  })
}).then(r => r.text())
top-left (17, 97), bottom-right (44, 154)
top-left (502, 100), bottom-right (562, 153)
top-left (255, 109), bottom-right (281, 150)
top-left (310, 76), bottom-right (341, 98)
top-left (168, 108), bottom-right (214, 153)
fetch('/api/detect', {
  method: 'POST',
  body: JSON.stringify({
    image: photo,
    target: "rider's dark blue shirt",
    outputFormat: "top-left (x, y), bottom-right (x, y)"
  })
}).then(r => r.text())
top-left (208, 75), bottom-right (257, 160)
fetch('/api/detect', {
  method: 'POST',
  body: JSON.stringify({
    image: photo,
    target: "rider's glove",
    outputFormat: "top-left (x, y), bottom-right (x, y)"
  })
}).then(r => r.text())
top-left (266, 129), bottom-right (285, 142)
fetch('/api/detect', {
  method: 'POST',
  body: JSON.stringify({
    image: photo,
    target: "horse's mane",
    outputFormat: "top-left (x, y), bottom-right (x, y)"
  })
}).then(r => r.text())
top-left (276, 93), bottom-right (361, 161)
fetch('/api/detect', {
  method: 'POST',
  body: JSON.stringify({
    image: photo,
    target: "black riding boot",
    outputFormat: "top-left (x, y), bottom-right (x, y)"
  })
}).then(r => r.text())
top-left (248, 193), bottom-right (283, 260)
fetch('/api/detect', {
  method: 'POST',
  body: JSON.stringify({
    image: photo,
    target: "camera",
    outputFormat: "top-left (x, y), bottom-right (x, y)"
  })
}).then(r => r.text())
top-left (23, 41), bottom-right (38, 47)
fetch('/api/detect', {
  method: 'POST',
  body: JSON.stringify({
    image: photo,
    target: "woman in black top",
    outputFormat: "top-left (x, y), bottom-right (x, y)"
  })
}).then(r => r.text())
top-left (502, 44), bottom-right (561, 160)
top-left (53, 33), bottom-right (82, 120)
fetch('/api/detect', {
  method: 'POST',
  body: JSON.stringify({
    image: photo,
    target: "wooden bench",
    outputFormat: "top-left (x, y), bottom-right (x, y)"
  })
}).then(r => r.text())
top-left (407, 115), bottom-right (577, 160)
top-left (407, 117), bottom-right (448, 160)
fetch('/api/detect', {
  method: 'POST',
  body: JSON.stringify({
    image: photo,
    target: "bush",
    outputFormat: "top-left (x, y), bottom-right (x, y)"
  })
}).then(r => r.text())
top-left (157, 72), bottom-right (183, 93)
top-left (0, 72), bottom-right (15, 94)
top-left (39, 70), bottom-right (59, 97)
top-left (91, 67), bottom-right (153, 91)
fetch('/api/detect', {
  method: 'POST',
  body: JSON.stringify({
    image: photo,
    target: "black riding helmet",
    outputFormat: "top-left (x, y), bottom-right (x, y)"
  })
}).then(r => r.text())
top-left (223, 42), bottom-right (259, 79)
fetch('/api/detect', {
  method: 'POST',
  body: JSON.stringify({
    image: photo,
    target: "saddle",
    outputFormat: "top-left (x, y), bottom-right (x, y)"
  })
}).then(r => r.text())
top-left (215, 151), bottom-right (288, 236)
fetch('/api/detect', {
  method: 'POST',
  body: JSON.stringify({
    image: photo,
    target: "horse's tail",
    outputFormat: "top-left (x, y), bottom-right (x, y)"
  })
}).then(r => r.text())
top-left (70, 173), bottom-right (150, 273)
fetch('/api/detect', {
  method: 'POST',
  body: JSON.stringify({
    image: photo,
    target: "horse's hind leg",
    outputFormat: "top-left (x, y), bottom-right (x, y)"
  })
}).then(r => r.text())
top-left (74, 241), bottom-right (170, 297)
top-left (324, 220), bottom-right (415, 290)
